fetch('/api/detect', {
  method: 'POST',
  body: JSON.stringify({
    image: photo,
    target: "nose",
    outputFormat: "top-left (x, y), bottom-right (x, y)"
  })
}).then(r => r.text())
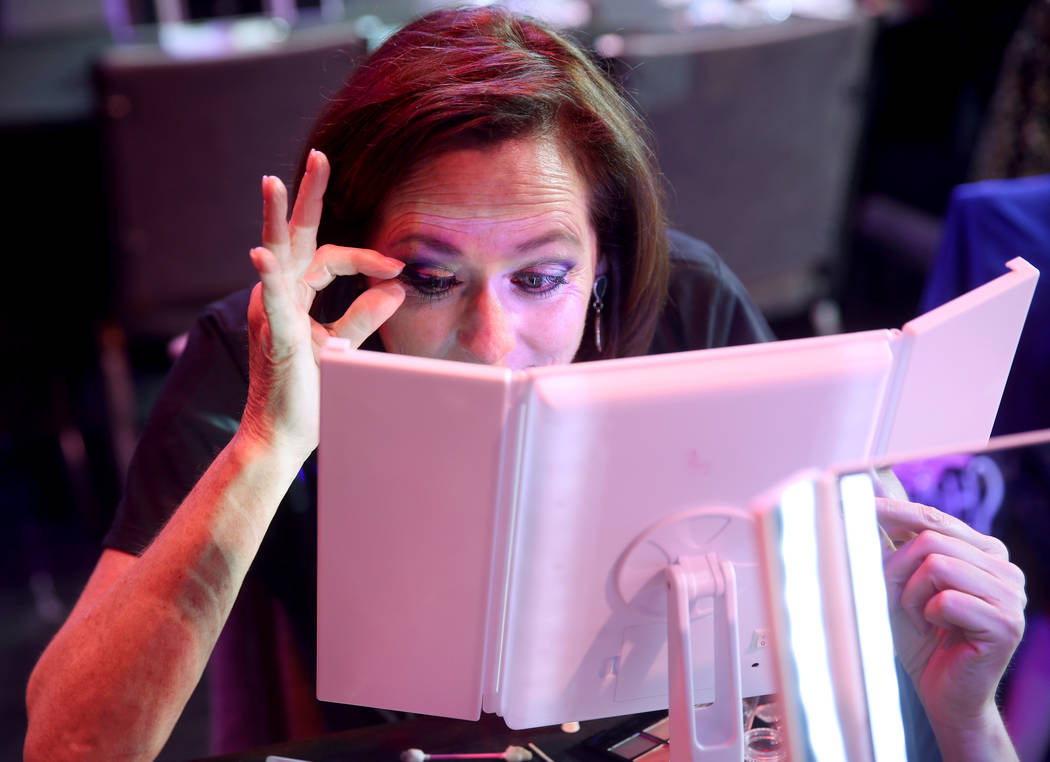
top-left (459, 287), bottom-right (516, 365)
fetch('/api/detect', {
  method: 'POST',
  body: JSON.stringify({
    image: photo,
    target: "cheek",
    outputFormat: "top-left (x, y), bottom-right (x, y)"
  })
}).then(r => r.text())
top-left (520, 292), bottom-right (590, 349)
top-left (379, 305), bottom-right (456, 355)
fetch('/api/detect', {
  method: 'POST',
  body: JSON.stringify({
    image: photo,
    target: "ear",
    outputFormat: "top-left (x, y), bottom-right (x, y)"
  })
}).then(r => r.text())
top-left (596, 255), bottom-right (608, 277)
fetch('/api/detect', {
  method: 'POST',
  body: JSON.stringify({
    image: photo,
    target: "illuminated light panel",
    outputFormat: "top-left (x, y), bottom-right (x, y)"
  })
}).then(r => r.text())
top-left (840, 473), bottom-right (908, 762)
top-left (779, 480), bottom-right (849, 762)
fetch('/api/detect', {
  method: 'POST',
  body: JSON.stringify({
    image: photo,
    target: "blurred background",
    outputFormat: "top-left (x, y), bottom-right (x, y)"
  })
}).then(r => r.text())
top-left (2, 0), bottom-right (1048, 759)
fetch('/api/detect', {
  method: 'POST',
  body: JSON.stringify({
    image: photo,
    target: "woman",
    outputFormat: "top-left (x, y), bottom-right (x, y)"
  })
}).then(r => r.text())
top-left (25, 8), bottom-right (1023, 761)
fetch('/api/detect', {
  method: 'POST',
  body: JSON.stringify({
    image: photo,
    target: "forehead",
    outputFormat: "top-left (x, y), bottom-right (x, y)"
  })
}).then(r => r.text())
top-left (377, 137), bottom-right (592, 236)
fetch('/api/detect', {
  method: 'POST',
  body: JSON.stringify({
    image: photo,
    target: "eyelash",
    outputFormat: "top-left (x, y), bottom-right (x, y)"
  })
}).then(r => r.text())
top-left (511, 271), bottom-right (569, 297)
top-left (397, 266), bottom-right (460, 302)
top-left (397, 265), bottom-right (570, 302)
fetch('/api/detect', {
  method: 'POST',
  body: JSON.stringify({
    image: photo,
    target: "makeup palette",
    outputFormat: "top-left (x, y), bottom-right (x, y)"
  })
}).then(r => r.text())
top-left (581, 712), bottom-right (671, 761)
top-left (582, 702), bottom-right (786, 762)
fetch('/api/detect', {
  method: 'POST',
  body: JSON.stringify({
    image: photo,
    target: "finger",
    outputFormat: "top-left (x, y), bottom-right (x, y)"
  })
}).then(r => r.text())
top-left (876, 497), bottom-right (1009, 559)
top-left (885, 529), bottom-right (1026, 636)
top-left (329, 279), bottom-right (405, 347)
top-left (898, 552), bottom-right (1023, 635)
top-left (249, 246), bottom-right (298, 344)
top-left (261, 175), bottom-right (291, 266)
top-left (924, 589), bottom-right (1025, 649)
top-left (885, 529), bottom-right (1019, 591)
top-left (303, 245), bottom-right (404, 292)
top-left (289, 149), bottom-right (330, 261)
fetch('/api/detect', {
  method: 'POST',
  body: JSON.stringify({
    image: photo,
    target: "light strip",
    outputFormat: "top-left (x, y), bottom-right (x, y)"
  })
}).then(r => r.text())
top-left (778, 480), bottom-right (849, 761)
top-left (840, 473), bottom-right (908, 762)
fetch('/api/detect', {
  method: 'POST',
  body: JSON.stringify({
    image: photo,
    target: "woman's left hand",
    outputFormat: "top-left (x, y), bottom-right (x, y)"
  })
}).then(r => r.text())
top-left (878, 495), bottom-right (1026, 755)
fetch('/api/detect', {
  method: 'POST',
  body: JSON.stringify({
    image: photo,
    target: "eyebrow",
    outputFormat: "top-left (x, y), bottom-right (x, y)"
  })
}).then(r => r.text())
top-left (514, 230), bottom-right (584, 254)
top-left (390, 231), bottom-right (584, 258)
top-left (389, 234), bottom-right (459, 257)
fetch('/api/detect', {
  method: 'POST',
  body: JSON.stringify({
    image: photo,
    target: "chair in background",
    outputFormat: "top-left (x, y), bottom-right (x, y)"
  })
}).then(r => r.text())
top-left (94, 22), bottom-right (368, 757)
top-left (94, 22), bottom-right (366, 477)
top-left (606, 15), bottom-right (874, 333)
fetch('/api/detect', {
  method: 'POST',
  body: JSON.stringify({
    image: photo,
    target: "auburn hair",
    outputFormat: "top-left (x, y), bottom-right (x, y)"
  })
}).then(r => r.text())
top-left (304, 7), bottom-right (668, 360)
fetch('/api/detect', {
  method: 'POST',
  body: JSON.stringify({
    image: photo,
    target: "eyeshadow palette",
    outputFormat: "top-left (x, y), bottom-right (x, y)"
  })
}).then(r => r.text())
top-left (580, 712), bottom-right (670, 761)
top-left (580, 699), bottom-right (784, 761)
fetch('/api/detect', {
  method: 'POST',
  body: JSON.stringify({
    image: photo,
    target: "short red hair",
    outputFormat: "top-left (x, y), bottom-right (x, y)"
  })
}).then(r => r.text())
top-left (306, 8), bottom-right (669, 360)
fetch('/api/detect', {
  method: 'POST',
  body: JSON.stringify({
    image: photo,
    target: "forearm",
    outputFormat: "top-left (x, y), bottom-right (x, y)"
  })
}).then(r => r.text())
top-left (928, 703), bottom-right (1020, 762)
top-left (25, 430), bottom-right (306, 762)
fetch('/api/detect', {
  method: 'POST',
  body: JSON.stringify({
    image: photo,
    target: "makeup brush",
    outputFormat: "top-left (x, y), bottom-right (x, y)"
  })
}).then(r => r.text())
top-left (400, 745), bottom-right (533, 762)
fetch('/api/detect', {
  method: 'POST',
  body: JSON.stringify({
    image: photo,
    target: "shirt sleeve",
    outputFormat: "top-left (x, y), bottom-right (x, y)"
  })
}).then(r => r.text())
top-left (103, 290), bottom-right (253, 555)
top-left (649, 229), bottom-right (775, 354)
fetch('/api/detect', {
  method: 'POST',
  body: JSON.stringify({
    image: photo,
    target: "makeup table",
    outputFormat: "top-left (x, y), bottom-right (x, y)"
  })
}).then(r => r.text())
top-left (195, 711), bottom-right (655, 762)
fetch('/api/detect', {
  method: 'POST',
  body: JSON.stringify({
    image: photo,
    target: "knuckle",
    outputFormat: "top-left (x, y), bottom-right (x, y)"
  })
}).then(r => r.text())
top-left (934, 587), bottom-right (963, 612)
top-left (990, 556), bottom-right (1026, 592)
top-left (988, 536), bottom-right (1010, 560)
top-left (1010, 568), bottom-right (1028, 610)
top-left (913, 529), bottom-right (941, 553)
top-left (919, 502), bottom-right (946, 526)
top-left (923, 590), bottom-right (949, 617)
top-left (345, 311), bottom-right (374, 339)
top-left (1008, 612), bottom-right (1026, 642)
top-left (1013, 562), bottom-right (1027, 590)
top-left (919, 552), bottom-right (950, 578)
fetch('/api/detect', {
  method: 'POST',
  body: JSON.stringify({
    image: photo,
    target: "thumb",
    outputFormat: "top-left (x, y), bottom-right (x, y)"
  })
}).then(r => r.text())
top-left (328, 279), bottom-right (406, 348)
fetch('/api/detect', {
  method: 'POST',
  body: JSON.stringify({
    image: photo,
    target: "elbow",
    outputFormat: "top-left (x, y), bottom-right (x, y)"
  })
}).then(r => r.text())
top-left (23, 726), bottom-right (94, 762)
top-left (23, 731), bottom-right (49, 762)
top-left (24, 669), bottom-right (57, 762)
top-left (24, 709), bottom-right (58, 762)
top-left (24, 663), bottom-right (45, 759)
top-left (24, 662), bottom-right (86, 762)
top-left (25, 660), bottom-right (171, 762)
top-left (25, 704), bottom-right (107, 762)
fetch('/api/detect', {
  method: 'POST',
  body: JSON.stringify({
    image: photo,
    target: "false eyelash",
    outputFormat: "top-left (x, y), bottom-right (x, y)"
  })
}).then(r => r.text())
top-left (397, 264), bottom-right (460, 301)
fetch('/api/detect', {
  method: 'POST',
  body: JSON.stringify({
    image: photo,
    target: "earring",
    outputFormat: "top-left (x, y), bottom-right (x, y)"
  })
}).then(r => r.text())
top-left (591, 275), bottom-right (608, 354)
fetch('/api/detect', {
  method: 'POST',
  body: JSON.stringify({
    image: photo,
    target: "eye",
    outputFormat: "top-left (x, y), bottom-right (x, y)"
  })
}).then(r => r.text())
top-left (398, 263), bottom-right (461, 301)
top-left (511, 269), bottom-right (569, 296)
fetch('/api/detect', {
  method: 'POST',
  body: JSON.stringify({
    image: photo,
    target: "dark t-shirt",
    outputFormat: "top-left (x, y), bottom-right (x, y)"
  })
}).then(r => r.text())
top-left (102, 232), bottom-right (937, 759)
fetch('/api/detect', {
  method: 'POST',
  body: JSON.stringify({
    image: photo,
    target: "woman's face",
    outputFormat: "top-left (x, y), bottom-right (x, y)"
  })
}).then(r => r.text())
top-left (370, 136), bottom-right (601, 370)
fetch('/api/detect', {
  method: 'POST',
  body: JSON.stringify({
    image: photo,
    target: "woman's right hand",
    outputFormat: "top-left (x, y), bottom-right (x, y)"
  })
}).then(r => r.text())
top-left (24, 150), bottom-right (398, 762)
top-left (241, 149), bottom-right (405, 458)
